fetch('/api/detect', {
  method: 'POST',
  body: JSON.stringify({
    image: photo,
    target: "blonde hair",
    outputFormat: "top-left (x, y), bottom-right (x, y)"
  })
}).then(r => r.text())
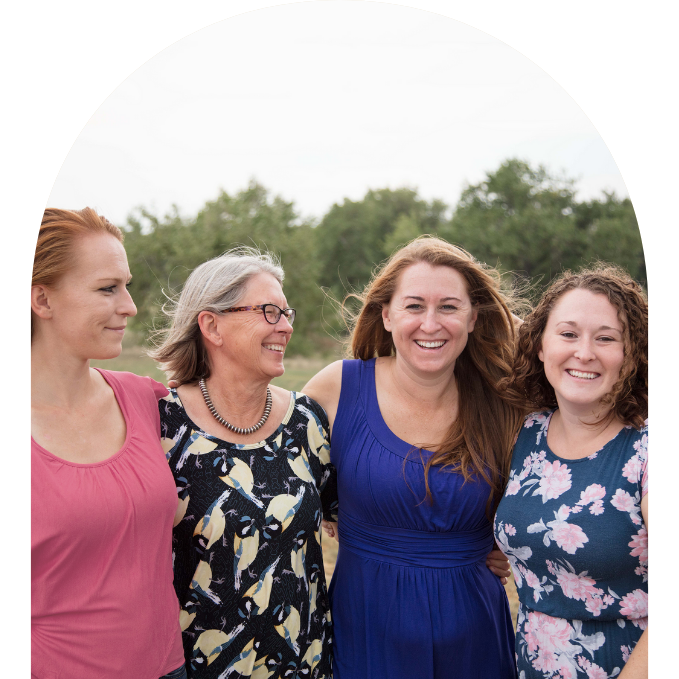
top-left (148, 247), bottom-right (284, 385)
top-left (345, 236), bottom-right (525, 511)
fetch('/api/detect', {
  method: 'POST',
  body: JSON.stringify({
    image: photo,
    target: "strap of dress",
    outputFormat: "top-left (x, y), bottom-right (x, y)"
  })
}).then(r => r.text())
top-left (330, 359), bottom-right (368, 465)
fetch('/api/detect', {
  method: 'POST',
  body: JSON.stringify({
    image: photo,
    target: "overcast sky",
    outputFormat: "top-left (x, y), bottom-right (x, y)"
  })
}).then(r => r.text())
top-left (48, 1), bottom-right (627, 225)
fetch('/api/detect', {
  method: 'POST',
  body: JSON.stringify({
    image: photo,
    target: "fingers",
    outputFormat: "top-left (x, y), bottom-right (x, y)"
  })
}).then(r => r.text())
top-left (486, 548), bottom-right (511, 579)
top-left (487, 566), bottom-right (512, 579)
top-left (488, 548), bottom-right (509, 564)
top-left (321, 520), bottom-right (339, 542)
top-left (486, 562), bottom-right (512, 579)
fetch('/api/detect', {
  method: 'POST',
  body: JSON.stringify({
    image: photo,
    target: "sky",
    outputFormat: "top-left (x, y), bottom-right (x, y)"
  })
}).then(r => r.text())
top-left (47, 2), bottom-right (628, 226)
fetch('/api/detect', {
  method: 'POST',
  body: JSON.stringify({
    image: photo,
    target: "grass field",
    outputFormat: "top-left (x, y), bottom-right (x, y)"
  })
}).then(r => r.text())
top-left (94, 343), bottom-right (519, 628)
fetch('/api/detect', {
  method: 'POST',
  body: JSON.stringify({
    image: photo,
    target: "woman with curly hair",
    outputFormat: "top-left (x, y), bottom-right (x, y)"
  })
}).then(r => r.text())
top-left (494, 264), bottom-right (648, 679)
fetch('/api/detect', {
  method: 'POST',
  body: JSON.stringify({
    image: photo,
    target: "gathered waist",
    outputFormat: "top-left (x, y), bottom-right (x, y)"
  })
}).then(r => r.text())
top-left (338, 512), bottom-right (494, 568)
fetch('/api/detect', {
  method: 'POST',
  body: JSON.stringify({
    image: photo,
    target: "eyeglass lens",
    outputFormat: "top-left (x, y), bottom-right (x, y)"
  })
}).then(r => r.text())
top-left (263, 304), bottom-right (295, 325)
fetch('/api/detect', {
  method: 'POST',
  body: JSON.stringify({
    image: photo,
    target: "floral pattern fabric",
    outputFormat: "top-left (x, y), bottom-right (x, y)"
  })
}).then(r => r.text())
top-left (495, 411), bottom-right (648, 678)
top-left (160, 390), bottom-right (338, 679)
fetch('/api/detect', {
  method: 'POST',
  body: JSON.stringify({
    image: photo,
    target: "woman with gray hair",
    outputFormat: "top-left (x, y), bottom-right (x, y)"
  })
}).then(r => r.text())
top-left (151, 248), bottom-right (337, 679)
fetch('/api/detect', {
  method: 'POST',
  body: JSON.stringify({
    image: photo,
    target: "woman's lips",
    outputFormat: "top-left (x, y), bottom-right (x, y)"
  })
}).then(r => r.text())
top-left (566, 368), bottom-right (599, 380)
top-left (263, 343), bottom-right (285, 353)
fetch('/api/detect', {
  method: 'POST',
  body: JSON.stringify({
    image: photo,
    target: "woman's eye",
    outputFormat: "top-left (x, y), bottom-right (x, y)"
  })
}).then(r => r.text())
top-left (405, 304), bottom-right (423, 310)
top-left (99, 286), bottom-right (115, 293)
top-left (440, 305), bottom-right (458, 312)
top-left (126, 281), bottom-right (133, 289)
top-left (560, 332), bottom-right (577, 338)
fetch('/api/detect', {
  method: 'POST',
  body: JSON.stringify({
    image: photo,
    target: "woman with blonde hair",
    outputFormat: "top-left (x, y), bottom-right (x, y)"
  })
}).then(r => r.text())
top-left (494, 264), bottom-right (648, 678)
top-left (303, 236), bottom-right (521, 679)
top-left (31, 208), bottom-right (185, 679)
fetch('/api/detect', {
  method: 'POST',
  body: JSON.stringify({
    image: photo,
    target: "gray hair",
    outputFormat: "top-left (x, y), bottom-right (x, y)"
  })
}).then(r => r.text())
top-left (148, 246), bottom-right (284, 385)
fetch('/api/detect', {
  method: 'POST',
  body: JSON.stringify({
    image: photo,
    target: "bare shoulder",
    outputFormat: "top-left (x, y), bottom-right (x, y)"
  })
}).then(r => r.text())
top-left (301, 360), bottom-right (343, 429)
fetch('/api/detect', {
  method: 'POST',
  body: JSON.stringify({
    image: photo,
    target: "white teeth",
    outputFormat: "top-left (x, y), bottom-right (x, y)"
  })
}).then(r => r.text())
top-left (567, 369), bottom-right (598, 379)
top-left (264, 344), bottom-right (285, 352)
top-left (415, 340), bottom-right (446, 348)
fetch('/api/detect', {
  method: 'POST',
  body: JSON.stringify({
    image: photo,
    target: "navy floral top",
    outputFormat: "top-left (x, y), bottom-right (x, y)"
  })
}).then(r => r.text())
top-left (494, 410), bottom-right (648, 678)
top-left (160, 390), bottom-right (338, 679)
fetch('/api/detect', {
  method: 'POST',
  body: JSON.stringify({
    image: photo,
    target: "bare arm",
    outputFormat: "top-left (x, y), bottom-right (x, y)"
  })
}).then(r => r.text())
top-left (304, 361), bottom-right (343, 543)
top-left (301, 360), bottom-right (343, 435)
top-left (618, 494), bottom-right (648, 679)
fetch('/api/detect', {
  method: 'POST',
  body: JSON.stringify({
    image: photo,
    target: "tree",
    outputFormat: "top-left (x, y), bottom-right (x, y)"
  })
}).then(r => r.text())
top-left (123, 181), bottom-right (327, 356)
top-left (443, 159), bottom-right (645, 289)
top-left (315, 188), bottom-right (448, 300)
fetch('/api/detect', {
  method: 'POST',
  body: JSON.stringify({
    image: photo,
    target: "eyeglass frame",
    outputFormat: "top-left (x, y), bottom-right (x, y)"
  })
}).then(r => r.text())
top-left (219, 304), bottom-right (296, 326)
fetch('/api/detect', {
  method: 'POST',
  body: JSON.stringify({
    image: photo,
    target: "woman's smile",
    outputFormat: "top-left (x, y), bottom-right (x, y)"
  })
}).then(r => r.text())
top-left (414, 339), bottom-right (448, 349)
top-left (263, 342), bottom-right (285, 353)
top-left (382, 261), bottom-right (477, 377)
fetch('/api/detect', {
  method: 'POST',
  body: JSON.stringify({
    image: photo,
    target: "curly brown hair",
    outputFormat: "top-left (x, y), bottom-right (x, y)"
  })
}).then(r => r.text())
top-left (501, 263), bottom-right (647, 429)
top-left (344, 236), bottom-right (527, 512)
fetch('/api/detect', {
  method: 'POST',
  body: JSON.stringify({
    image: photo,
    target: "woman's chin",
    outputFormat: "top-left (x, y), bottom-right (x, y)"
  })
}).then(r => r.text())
top-left (89, 344), bottom-right (124, 362)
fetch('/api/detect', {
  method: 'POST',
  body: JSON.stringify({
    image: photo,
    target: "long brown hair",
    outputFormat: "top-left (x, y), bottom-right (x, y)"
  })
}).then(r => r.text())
top-left (345, 236), bottom-right (526, 512)
top-left (501, 263), bottom-right (647, 428)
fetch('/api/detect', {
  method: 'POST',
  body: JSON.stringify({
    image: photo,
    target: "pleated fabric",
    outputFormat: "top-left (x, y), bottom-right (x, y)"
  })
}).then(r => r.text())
top-left (329, 359), bottom-right (516, 679)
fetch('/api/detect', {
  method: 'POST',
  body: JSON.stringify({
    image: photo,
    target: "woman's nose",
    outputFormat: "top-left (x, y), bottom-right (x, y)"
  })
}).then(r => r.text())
top-left (120, 288), bottom-right (138, 317)
top-left (420, 308), bottom-right (441, 332)
top-left (277, 314), bottom-right (294, 334)
top-left (574, 340), bottom-right (595, 361)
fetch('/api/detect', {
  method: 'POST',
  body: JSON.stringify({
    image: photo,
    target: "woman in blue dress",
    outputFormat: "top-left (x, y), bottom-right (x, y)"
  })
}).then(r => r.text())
top-left (495, 265), bottom-right (648, 678)
top-left (304, 236), bottom-right (522, 679)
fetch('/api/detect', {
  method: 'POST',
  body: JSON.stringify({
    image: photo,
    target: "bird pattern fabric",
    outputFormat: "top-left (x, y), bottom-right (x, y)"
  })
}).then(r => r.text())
top-left (160, 390), bottom-right (338, 679)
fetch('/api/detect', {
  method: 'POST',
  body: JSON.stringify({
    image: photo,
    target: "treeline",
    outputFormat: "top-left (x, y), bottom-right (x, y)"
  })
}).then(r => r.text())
top-left (123, 158), bottom-right (645, 356)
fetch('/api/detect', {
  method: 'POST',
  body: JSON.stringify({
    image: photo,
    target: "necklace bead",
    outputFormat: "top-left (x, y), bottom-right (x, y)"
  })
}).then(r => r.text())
top-left (199, 378), bottom-right (272, 435)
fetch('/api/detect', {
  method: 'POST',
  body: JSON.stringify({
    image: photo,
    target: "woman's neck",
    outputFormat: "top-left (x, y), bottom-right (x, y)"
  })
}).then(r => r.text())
top-left (31, 338), bottom-right (94, 409)
top-left (199, 370), bottom-right (271, 424)
top-left (382, 355), bottom-right (458, 411)
top-left (548, 402), bottom-right (625, 459)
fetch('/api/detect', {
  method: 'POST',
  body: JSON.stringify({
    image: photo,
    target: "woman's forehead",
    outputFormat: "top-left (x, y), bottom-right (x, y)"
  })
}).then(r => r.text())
top-left (394, 262), bottom-right (469, 297)
top-left (241, 272), bottom-right (287, 302)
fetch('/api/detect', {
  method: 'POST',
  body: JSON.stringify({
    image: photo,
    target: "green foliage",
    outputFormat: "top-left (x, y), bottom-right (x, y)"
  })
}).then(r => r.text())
top-left (121, 160), bottom-right (646, 357)
top-left (442, 159), bottom-right (645, 287)
top-left (315, 188), bottom-right (448, 299)
top-left (123, 181), bottom-right (327, 356)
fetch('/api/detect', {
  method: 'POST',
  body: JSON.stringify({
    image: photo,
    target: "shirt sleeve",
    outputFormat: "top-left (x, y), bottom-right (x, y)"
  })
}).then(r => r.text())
top-left (148, 376), bottom-right (170, 401)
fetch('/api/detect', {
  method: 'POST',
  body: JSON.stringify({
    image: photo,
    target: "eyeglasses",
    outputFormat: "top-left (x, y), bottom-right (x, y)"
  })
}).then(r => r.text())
top-left (220, 304), bottom-right (296, 326)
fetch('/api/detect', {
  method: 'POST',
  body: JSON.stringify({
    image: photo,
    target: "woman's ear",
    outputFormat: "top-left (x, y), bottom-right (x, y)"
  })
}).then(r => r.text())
top-left (468, 305), bottom-right (478, 333)
top-left (197, 311), bottom-right (223, 347)
top-left (381, 304), bottom-right (392, 332)
top-left (31, 285), bottom-right (53, 320)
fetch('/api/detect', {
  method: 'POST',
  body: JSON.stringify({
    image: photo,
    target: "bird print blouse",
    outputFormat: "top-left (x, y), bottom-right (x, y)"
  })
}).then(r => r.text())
top-left (160, 389), bottom-right (339, 679)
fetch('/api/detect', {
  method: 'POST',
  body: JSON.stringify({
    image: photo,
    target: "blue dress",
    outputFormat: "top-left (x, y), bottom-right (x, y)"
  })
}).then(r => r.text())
top-left (329, 359), bottom-right (517, 679)
top-left (494, 411), bottom-right (648, 678)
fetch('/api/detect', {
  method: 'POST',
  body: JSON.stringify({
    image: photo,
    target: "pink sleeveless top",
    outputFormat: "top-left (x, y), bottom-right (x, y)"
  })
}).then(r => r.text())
top-left (31, 370), bottom-right (185, 679)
